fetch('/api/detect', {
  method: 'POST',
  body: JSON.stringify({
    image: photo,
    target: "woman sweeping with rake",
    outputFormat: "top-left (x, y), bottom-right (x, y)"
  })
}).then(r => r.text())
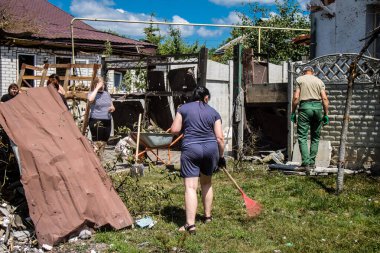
top-left (171, 86), bottom-right (225, 234)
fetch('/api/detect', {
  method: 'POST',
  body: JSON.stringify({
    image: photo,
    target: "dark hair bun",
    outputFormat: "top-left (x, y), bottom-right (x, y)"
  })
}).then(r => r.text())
top-left (192, 86), bottom-right (210, 102)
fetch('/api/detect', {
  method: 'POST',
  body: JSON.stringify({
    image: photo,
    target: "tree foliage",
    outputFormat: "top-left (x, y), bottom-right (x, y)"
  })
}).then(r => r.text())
top-left (158, 26), bottom-right (201, 55)
top-left (142, 14), bottom-right (164, 46)
top-left (212, 0), bottom-right (310, 64)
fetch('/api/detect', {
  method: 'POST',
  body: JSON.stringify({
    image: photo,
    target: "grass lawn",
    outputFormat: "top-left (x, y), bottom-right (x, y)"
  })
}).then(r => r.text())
top-left (75, 164), bottom-right (379, 253)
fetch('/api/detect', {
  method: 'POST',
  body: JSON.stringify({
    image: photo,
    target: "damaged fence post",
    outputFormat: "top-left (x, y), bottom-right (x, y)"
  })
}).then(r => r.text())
top-left (232, 44), bottom-right (244, 161)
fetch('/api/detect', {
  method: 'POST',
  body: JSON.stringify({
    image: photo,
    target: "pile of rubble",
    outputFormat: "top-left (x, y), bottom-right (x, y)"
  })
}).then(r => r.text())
top-left (0, 201), bottom-right (38, 252)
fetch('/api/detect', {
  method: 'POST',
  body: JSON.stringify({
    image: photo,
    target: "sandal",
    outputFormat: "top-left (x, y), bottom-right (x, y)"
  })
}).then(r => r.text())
top-left (178, 224), bottom-right (196, 234)
top-left (203, 216), bottom-right (213, 224)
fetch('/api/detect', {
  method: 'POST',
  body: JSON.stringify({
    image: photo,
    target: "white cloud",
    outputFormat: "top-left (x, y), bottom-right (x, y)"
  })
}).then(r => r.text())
top-left (70, 0), bottom-right (152, 36)
top-left (69, 0), bottom-right (196, 38)
top-left (197, 27), bottom-right (223, 37)
top-left (297, 0), bottom-right (310, 10)
top-left (209, 0), bottom-right (277, 7)
top-left (171, 15), bottom-right (195, 37)
top-left (213, 11), bottom-right (242, 25)
top-left (209, 0), bottom-right (310, 10)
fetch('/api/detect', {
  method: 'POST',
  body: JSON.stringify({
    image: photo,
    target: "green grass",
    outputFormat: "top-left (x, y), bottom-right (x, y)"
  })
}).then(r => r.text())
top-left (88, 164), bottom-right (379, 253)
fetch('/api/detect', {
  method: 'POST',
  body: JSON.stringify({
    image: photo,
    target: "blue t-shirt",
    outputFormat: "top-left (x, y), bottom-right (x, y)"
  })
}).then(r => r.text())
top-left (88, 91), bottom-right (112, 120)
top-left (178, 101), bottom-right (221, 147)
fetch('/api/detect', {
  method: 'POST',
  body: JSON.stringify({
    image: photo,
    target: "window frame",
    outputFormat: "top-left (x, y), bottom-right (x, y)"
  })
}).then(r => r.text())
top-left (17, 53), bottom-right (36, 87)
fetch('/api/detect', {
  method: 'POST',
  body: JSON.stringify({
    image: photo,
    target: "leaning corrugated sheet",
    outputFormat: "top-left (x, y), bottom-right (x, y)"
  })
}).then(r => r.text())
top-left (0, 86), bottom-right (133, 245)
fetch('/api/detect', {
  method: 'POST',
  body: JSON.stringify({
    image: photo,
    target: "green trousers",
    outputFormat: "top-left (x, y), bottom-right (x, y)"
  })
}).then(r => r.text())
top-left (297, 101), bottom-right (323, 166)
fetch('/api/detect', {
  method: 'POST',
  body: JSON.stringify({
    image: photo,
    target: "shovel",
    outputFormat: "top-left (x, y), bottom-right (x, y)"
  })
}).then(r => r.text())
top-left (221, 167), bottom-right (262, 217)
top-left (132, 113), bottom-right (144, 176)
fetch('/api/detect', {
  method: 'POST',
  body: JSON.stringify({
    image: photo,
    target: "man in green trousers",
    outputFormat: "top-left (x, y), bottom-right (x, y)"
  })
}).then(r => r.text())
top-left (291, 66), bottom-right (329, 174)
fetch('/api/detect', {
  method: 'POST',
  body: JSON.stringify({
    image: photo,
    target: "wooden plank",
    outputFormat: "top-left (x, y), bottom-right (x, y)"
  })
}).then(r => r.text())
top-left (21, 64), bottom-right (44, 71)
top-left (81, 64), bottom-right (100, 135)
top-left (49, 64), bottom-right (72, 68)
top-left (22, 75), bottom-right (44, 80)
top-left (245, 83), bottom-right (288, 104)
top-left (17, 64), bottom-right (26, 87)
top-left (23, 75), bottom-right (93, 81)
top-left (49, 63), bottom-right (101, 69)
top-left (65, 91), bottom-right (89, 101)
top-left (63, 68), bottom-right (71, 91)
top-left (39, 64), bottom-right (49, 87)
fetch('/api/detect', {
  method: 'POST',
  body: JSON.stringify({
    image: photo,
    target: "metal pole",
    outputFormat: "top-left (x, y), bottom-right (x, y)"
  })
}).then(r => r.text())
top-left (70, 22), bottom-right (76, 64)
top-left (70, 18), bottom-right (310, 60)
top-left (258, 28), bottom-right (261, 54)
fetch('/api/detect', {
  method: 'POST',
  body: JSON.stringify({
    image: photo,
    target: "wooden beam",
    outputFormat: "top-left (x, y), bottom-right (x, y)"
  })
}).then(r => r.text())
top-left (245, 83), bottom-right (287, 103)
top-left (63, 68), bottom-right (71, 91)
top-left (17, 64), bottom-right (26, 88)
top-left (39, 64), bottom-right (49, 87)
top-left (81, 64), bottom-right (100, 135)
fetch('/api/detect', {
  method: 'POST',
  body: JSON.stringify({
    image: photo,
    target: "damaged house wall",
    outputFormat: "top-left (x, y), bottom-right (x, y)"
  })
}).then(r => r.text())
top-left (0, 46), bottom-right (100, 95)
top-left (0, 0), bottom-right (156, 96)
top-left (311, 0), bottom-right (380, 58)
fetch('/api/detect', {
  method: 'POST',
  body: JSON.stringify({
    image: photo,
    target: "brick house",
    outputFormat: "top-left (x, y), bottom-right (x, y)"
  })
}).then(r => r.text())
top-left (0, 0), bottom-right (156, 95)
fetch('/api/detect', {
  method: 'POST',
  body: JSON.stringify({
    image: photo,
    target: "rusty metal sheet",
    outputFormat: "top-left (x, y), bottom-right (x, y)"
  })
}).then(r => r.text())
top-left (0, 86), bottom-right (133, 246)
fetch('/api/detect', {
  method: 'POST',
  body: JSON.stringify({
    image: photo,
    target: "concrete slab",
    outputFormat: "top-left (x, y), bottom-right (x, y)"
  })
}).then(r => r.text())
top-left (292, 140), bottom-right (332, 167)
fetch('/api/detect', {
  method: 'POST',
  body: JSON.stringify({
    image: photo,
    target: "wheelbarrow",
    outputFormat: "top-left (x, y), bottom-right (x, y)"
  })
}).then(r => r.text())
top-left (130, 132), bottom-right (183, 165)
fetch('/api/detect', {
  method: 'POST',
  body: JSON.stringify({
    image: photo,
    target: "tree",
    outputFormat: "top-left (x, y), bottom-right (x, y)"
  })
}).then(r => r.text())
top-left (212, 0), bottom-right (310, 64)
top-left (158, 26), bottom-right (201, 55)
top-left (336, 25), bottom-right (380, 194)
top-left (142, 14), bottom-right (163, 46)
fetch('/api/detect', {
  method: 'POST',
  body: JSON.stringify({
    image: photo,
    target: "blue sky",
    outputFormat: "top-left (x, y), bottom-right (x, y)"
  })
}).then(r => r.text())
top-left (48, 0), bottom-right (310, 48)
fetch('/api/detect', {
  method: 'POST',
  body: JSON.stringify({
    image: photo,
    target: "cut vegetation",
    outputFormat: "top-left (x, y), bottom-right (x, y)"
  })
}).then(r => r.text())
top-left (56, 164), bottom-right (379, 253)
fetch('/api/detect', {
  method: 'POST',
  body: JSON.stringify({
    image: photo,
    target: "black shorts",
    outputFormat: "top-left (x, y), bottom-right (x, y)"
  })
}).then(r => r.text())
top-left (180, 141), bottom-right (219, 178)
top-left (89, 118), bottom-right (111, 142)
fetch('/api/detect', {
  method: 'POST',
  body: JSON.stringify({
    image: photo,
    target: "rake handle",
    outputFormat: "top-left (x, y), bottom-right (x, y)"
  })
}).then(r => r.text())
top-left (221, 167), bottom-right (243, 192)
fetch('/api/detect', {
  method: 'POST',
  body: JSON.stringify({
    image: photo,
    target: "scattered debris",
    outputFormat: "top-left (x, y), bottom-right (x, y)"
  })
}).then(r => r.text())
top-left (243, 149), bottom-right (285, 165)
top-left (115, 136), bottom-right (136, 157)
top-left (268, 164), bottom-right (363, 176)
top-left (42, 244), bottom-right (53, 251)
top-left (78, 229), bottom-right (92, 240)
top-left (135, 217), bottom-right (156, 229)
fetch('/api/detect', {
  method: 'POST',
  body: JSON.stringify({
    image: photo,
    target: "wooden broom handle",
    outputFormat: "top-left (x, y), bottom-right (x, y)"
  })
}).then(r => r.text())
top-left (135, 114), bottom-right (142, 161)
top-left (221, 167), bottom-right (242, 192)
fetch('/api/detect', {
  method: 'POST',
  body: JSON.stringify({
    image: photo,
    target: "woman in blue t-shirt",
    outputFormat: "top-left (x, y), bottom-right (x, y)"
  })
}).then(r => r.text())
top-left (171, 86), bottom-right (225, 234)
top-left (87, 77), bottom-right (115, 143)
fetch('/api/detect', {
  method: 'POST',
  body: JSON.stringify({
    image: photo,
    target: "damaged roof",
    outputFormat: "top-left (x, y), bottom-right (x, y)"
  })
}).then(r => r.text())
top-left (0, 86), bottom-right (134, 245)
top-left (0, 0), bottom-right (156, 55)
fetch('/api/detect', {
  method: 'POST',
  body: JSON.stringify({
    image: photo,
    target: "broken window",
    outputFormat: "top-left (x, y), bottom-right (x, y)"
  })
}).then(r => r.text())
top-left (18, 54), bottom-right (35, 87)
top-left (366, 4), bottom-right (380, 59)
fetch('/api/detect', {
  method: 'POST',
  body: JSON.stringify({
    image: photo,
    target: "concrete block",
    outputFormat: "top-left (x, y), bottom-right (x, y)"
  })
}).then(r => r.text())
top-left (292, 140), bottom-right (332, 167)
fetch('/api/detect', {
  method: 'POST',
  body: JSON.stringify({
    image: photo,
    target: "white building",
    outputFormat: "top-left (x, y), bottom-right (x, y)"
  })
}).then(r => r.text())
top-left (0, 0), bottom-right (156, 95)
top-left (310, 0), bottom-right (380, 58)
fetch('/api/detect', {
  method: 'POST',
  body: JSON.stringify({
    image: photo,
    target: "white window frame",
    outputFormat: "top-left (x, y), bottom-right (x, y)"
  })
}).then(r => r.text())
top-left (114, 71), bottom-right (123, 88)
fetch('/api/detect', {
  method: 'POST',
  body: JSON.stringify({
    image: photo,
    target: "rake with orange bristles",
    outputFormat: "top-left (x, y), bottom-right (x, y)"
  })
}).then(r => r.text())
top-left (221, 167), bottom-right (262, 217)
